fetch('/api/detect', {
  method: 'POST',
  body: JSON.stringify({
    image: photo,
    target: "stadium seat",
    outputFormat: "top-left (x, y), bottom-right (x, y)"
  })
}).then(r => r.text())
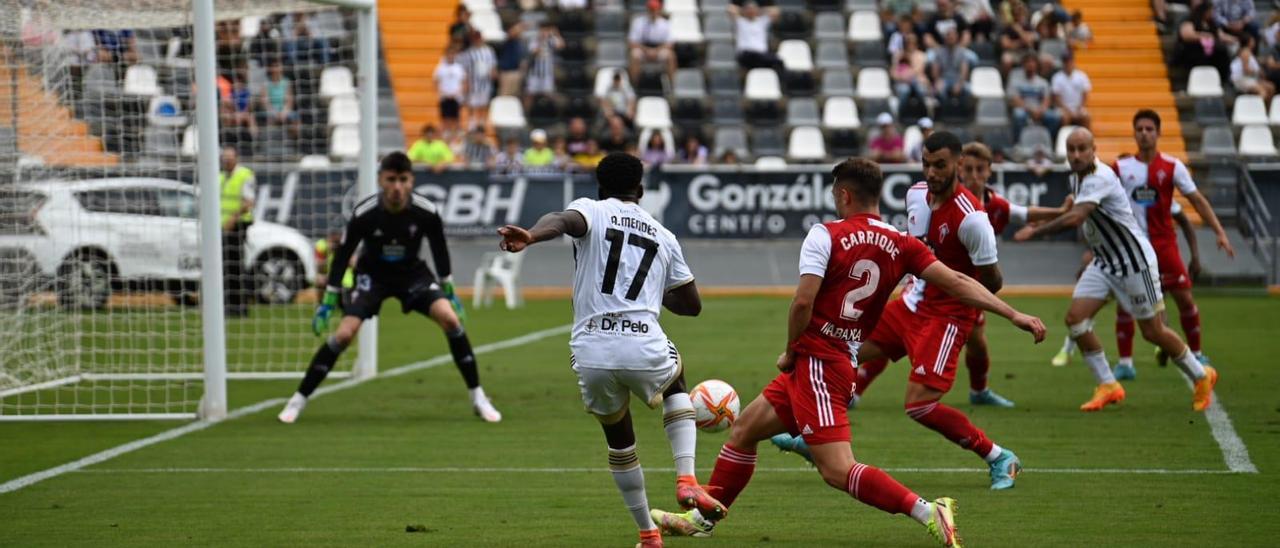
top-left (787, 98), bottom-right (821, 126)
top-left (1239, 125), bottom-right (1278, 156)
top-left (594, 67), bottom-right (629, 97)
top-left (558, 40), bottom-right (588, 66)
top-left (327, 95), bottom-right (359, 126)
top-left (330, 125), bottom-right (360, 159)
top-left (664, 0), bottom-right (699, 14)
top-left (82, 63), bottom-right (120, 95)
top-left (779, 40), bottom-right (814, 72)
top-left (471, 10), bottom-right (506, 42)
top-left (123, 64), bottom-right (160, 96)
top-left (1195, 97), bottom-right (1229, 125)
top-left (595, 40), bottom-right (628, 69)
top-left (847, 11), bottom-right (882, 42)
top-left (898, 94), bottom-right (928, 126)
top-left (814, 12), bottom-right (846, 41)
top-left (821, 69), bottom-right (855, 96)
top-left (319, 66), bottom-right (355, 100)
top-left (673, 97), bottom-right (706, 124)
top-left (1186, 66), bottom-right (1224, 98)
top-left (706, 41), bottom-right (737, 70)
top-left (1232, 95), bottom-right (1268, 126)
top-left (1271, 96), bottom-right (1280, 125)
top-left (970, 67), bottom-right (1004, 99)
top-left (822, 96), bottom-right (861, 129)
top-left (977, 126), bottom-right (1014, 156)
top-left (636, 97), bottom-right (674, 129)
top-left (239, 15), bottom-right (262, 39)
top-left (746, 100), bottom-right (783, 126)
top-left (755, 156), bottom-right (788, 169)
top-left (752, 127), bottom-right (786, 157)
top-left (713, 127), bottom-right (750, 159)
top-left (181, 125), bottom-right (197, 157)
top-left (1200, 125), bottom-right (1237, 157)
top-left (787, 126), bottom-right (827, 161)
top-left (1055, 125), bottom-right (1080, 159)
top-left (670, 13), bottom-right (703, 43)
top-left (784, 70), bottom-right (816, 97)
top-left (852, 42), bottom-right (888, 68)
top-left (464, 0), bottom-right (496, 11)
top-left (146, 95), bottom-right (185, 127)
top-left (636, 69), bottom-right (667, 96)
top-left (708, 68), bottom-right (741, 97)
top-left (826, 129), bottom-right (862, 156)
top-left (703, 12), bottom-right (733, 41)
top-left (902, 125), bottom-right (923, 157)
top-left (639, 127), bottom-right (678, 157)
top-left (595, 9), bottom-right (628, 39)
top-left (565, 96), bottom-right (597, 119)
top-left (776, 10), bottom-right (810, 40)
top-left (745, 68), bottom-right (783, 100)
top-left (489, 96), bottom-right (527, 129)
top-left (674, 69), bottom-right (706, 99)
top-left (855, 68), bottom-right (891, 100)
top-left (859, 98), bottom-right (891, 126)
top-left (144, 126), bottom-right (179, 157)
top-left (1015, 125), bottom-right (1053, 160)
top-left (816, 41), bottom-right (849, 70)
top-left (845, 0), bottom-right (878, 10)
top-left (810, 0), bottom-right (842, 9)
top-left (702, 0), bottom-right (730, 10)
top-left (298, 154), bottom-right (332, 169)
top-left (975, 98), bottom-right (1009, 127)
top-left (560, 66), bottom-right (591, 94)
top-left (712, 96), bottom-right (744, 124)
top-left (527, 95), bottom-right (560, 126)
top-left (971, 41), bottom-right (997, 68)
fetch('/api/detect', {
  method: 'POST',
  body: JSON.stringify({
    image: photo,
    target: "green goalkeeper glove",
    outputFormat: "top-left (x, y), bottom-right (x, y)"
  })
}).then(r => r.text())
top-left (312, 290), bottom-right (339, 336)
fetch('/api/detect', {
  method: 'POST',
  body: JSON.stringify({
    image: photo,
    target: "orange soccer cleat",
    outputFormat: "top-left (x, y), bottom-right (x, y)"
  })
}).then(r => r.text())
top-left (636, 528), bottom-right (662, 548)
top-left (1080, 382), bottom-right (1126, 412)
top-left (1192, 366), bottom-right (1218, 412)
top-left (675, 476), bottom-right (727, 521)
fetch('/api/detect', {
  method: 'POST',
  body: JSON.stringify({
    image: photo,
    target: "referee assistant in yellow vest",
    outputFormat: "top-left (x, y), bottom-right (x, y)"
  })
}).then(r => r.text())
top-left (219, 146), bottom-right (255, 317)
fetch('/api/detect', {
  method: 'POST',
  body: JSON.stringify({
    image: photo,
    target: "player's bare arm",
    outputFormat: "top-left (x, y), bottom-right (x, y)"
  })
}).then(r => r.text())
top-left (1014, 201), bottom-right (1098, 241)
top-left (497, 210), bottom-right (588, 252)
top-left (974, 264), bottom-right (1003, 294)
top-left (1184, 191), bottom-right (1235, 257)
top-left (778, 274), bottom-right (823, 372)
top-left (663, 281), bottom-right (702, 317)
top-left (1173, 208), bottom-right (1202, 279)
top-left (919, 263), bottom-right (1047, 342)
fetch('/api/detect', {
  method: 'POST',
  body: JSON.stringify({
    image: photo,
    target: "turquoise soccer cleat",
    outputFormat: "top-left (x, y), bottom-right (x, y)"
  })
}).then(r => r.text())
top-left (1195, 352), bottom-right (1211, 365)
top-left (988, 449), bottom-right (1021, 490)
top-left (969, 389), bottom-right (1015, 408)
top-left (769, 433), bottom-right (814, 464)
top-left (1113, 362), bottom-right (1137, 380)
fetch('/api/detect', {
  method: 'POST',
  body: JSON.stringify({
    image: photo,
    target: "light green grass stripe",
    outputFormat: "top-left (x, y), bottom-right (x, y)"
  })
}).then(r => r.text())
top-left (73, 466), bottom-right (1241, 475)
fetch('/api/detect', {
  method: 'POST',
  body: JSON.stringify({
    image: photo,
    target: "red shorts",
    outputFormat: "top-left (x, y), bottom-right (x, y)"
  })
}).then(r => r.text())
top-left (763, 351), bottom-right (855, 445)
top-left (1153, 240), bottom-right (1192, 291)
top-left (866, 299), bottom-right (974, 392)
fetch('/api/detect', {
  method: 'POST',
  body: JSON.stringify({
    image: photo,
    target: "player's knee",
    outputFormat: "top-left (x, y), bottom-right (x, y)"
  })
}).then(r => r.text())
top-left (333, 325), bottom-right (358, 345)
top-left (1137, 319), bottom-right (1165, 342)
top-left (1067, 318), bottom-right (1093, 338)
top-left (816, 460), bottom-right (849, 490)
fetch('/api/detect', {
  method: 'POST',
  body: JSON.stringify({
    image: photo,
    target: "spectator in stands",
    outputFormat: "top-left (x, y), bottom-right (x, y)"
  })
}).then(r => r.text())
top-left (449, 5), bottom-right (473, 48)
top-left (248, 17), bottom-right (283, 67)
top-left (730, 1), bottom-right (784, 72)
top-left (629, 0), bottom-right (676, 83)
top-left (1177, 1), bottom-right (1235, 81)
top-left (61, 30), bottom-right (98, 66)
top-left (408, 125), bottom-right (455, 173)
top-left (574, 139), bottom-right (607, 170)
top-left (524, 129), bottom-right (557, 171)
top-left (434, 46), bottom-right (466, 136)
top-left (642, 131), bottom-right (670, 166)
top-left (1007, 54), bottom-right (1062, 142)
top-left (925, 0), bottom-right (971, 48)
top-left (1035, 6), bottom-right (1069, 73)
top-left (1214, 0), bottom-right (1260, 44)
top-left (888, 15), bottom-right (920, 58)
top-left (599, 117), bottom-right (634, 153)
top-left (225, 68), bottom-right (257, 143)
top-left (497, 22), bottom-right (527, 97)
top-left (1026, 145), bottom-right (1053, 176)
top-left (1260, 16), bottom-right (1280, 89)
top-left (894, 33), bottom-right (932, 104)
top-left (1266, 12), bottom-right (1280, 49)
top-left (1051, 52), bottom-right (1092, 129)
top-left (284, 12), bottom-right (331, 66)
top-left (1231, 38), bottom-right (1276, 101)
top-left (600, 71), bottom-right (637, 128)
top-left (679, 135), bottom-right (710, 165)
top-left (717, 150), bottom-right (740, 164)
top-left (999, 2), bottom-right (1037, 74)
top-left (956, 0), bottom-right (997, 43)
top-left (259, 59), bottom-right (300, 139)
top-left (907, 117), bottom-right (934, 162)
top-left (216, 20), bottom-right (246, 77)
top-left (566, 117), bottom-right (594, 157)
top-left (869, 113), bottom-right (907, 163)
top-left (464, 128), bottom-right (497, 169)
top-left (881, 0), bottom-right (923, 38)
top-left (494, 138), bottom-right (524, 175)
top-left (93, 29), bottom-right (137, 65)
top-left (929, 28), bottom-right (975, 101)
top-left (462, 31), bottom-right (498, 131)
top-left (552, 137), bottom-right (572, 171)
top-left (1067, 9), bottom-right (1092, 48)
top-left (525, 23), bottom-right (563, 107)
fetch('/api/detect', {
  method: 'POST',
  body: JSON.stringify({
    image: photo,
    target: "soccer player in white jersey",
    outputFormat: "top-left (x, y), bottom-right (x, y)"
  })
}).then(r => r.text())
top-left (497, 153), bottom-right (722, 548)
top-left (1014, 128), bottom-right (1219, 412)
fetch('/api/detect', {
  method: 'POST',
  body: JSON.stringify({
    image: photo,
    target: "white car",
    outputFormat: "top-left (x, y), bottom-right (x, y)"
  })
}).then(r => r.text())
top-left (0, 177), bottom-right (317, 310)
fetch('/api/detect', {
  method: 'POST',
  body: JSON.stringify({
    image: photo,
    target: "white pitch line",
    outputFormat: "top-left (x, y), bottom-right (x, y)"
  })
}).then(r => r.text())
top-left (0, 324), bottom-right (572, 496)
top-left (1183, 377), bottom-right (1258, 474)
top-left (73, 466), bottom-right (1241, 475)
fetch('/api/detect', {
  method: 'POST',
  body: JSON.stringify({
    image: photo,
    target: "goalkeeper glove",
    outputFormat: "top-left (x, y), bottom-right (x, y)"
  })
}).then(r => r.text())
top-left (442, 276), bottom-right (467, 324)
top-left (312, 290), bottom-right (339, 336)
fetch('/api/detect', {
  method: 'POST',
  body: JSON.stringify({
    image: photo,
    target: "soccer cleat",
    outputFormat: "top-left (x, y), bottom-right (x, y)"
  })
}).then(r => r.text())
top-left (676, 482), bottom-right (727, 521)
top-left (1154, 347), bottom-right (1169, 367)
top-left (1080, 382), bottom-right (1126, 412)
top-left (650, 508), bottom-right (714, 538)
top-left (769, 433), bottom-right (814, 465)
top-left (1050, 349), bottom-right (1070, 367)
top-left (925, 497), bottom-right (962, 547)
top-left (988, 449), bottom-right (1021, 490)
top-left (969, 389), bottom-right (1016, 408)
top-left (1192, 366), bottom-right (1218, 412)
top-left (473, 397), bottom-right (502, 423)
top-left (1113, 362), bottom-right (1137, 381)
top-left (277, 393), bottom-right (307, 424)
top-left (636, 528), bottom-right (663, 548)
top-left (1195, 352), bottom-right (1211, 365)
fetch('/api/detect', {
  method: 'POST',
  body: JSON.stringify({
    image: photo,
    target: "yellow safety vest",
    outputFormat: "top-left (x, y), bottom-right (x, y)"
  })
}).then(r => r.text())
top-left (219, 166), bottom-right (255, 225)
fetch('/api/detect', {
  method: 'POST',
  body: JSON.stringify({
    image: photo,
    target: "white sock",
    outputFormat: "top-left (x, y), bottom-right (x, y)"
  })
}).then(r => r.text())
top-left (1172, 347), bottom-right (1206, 380)
top-left (288, 392), bottom-right (307, 407)
top-left (1083, 350), bottom-right (1117, 385)
top-left (909, 498), bottom-right (933, 525)
top-left (469, 386), bottom-right (487, 404)
top-left (983, 443), bottom-right (1003, 463)
top-left (1117, 357), bottom-right (1133, 367)
top-left (662, 393), bottom-right (698, 477)
top-left (1061, 336), bottom-right (1076, 354)
top-left (608, 446), bottom-right (655, 530)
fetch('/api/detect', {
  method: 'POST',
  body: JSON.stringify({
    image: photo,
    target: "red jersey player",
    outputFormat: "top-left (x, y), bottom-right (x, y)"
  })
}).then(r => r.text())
top-left (1108, 109), bottom-right (1235, 380)
top-left (649, 158), bottom-right (1046, 547)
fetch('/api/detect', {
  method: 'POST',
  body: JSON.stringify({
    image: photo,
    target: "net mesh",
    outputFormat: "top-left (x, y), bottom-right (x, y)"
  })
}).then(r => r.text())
top-left (0, 0), bottom-right (363, 417)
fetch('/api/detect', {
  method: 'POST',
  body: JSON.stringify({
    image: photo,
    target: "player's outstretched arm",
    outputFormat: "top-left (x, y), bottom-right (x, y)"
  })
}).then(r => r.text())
top-left (663, 280), bottom-right (702, 317)
top-left (1014, 201), bottom-right (1096, 242)
top-left (1173, 207), bottom-right (1203, 279)
top-left (777, 274), bottom-right (823, 372)
top-left (498, 210), bottom-right (588, 252)
top-left (1185, 191), bottom-right (1236, 258)
top-left (920, 263), bottom-right (1047, 343)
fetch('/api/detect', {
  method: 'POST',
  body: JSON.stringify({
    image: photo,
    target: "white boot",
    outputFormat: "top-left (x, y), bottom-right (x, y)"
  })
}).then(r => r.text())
top-left (277, 393), bottom-right (307, 424)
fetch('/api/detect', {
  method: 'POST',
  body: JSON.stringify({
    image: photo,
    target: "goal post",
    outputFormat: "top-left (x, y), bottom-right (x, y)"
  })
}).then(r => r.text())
top-left (0, 0), bottom-right (380, 420)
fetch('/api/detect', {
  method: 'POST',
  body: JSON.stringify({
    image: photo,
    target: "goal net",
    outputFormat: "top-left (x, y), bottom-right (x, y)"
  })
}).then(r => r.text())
top-left (0, 0), bottom-right (377, 419)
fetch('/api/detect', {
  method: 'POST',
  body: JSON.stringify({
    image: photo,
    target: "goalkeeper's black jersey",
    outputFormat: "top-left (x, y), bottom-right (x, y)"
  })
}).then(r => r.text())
top-left (326, 194), bottom-right (451, 290)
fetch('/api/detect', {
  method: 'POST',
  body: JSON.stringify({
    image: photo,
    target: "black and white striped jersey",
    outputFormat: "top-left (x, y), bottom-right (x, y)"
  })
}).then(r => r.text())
top-left (1071, 159), bottom-right (1157, 276)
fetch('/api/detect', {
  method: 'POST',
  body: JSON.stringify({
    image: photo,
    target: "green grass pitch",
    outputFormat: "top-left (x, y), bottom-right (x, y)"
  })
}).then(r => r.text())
top-left (2, 295), bottom-right (1279, 546)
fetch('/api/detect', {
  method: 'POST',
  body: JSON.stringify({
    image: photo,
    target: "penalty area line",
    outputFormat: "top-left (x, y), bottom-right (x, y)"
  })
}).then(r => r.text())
top-left (74, 466), bottom-right (1243, 476)
top-left (1182, 377), bottom-right (1258, 474)
top-left (0, 324), bottom-right (572, 496)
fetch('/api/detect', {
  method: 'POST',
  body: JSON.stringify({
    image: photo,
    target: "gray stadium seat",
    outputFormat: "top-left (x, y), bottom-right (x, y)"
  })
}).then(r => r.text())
top-left (814, 12), bottom-right (846, 41)
top-left (976, 98), bottom-right (1009, 127)
top-left (595, 9), bottom-right (627, 39)
top-left (852, 42), bottom-right (888, 68)
top-left (712, 97), bottom-right (745, 124)
top-left (821, 69), bottom-right (855, 97)
top-left (1015, 125), bottom-right (1053, 160)
top-left (816, 41), bottom-right (849, 70)
top-left (704, 13), bottom-right (734, 41)
top-left (752, 127), bottom-right (786, 157)
top-left (786, 98), bottom-right (821, 126)
top-left (706, 41), bottom-right (737, 70)
top-left (673, 69), bottom-right (706, 99)
top-left (714, 127), bottom-right (750, 159)
top-left (708, 68), bottom-right (741, 97)
top-left (143, 126), bottom-right (179, 157)
top-left (595, 40), bottom-right (628, 69)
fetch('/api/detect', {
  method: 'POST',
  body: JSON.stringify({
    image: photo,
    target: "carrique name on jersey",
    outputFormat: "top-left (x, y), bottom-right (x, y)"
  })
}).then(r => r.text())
top-left (839, 230), bottom-right (901, 259)
top-left (820, 322), bottom-right (862, 342)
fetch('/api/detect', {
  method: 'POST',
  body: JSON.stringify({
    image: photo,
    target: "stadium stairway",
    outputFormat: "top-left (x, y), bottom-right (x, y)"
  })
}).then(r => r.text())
top-left (0, 54), bottom-right (117, 167)
top-left (379, 1), bottom-right (453, 145)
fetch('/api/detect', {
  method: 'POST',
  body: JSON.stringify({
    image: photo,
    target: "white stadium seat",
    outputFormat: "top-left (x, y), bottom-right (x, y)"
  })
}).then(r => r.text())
top-left (787, 126), bottom-right (827, 161)
top-left (970, 67), bottom-right (1004, 99)
top-left (822, 96), bottom-right (862, 129)
top-left (778, 40), bottom-right (814, 72)
top-left (848, 11), bottom-right (882, 42)
top-left (319, 66), bottom-right (355, 100)
top-left (664, 0), bottom-right (700, 14)
top-left (594, 67), bottom-right (629, 98)
top-left (1239, 125), bottom-right (1278, 156)
top-left (1055, 125), bottom-right (1080, 159)
top-left (635, 97), bottom-right (673, 130)
top-left (755, 156), bottom-right (788, 169)
top-left (473, 251), bottom-right (525, 310)
top-left (1232, 95), bottom-right (1268, 126)
top-left (327, 95), bottom-right (360, 126)
top-left (1271, 96), bottom-right (1280, 126)
top-left (470, 10), bottom-right (506, 42)
top-left (181, 124), bottom-right (197, 157)
top-left (1186, 66), bottom-right (1223, 98)
top-left (298, 155), bottom-right (332, 169)
top-left (902, 125), bottom-right (923, 159)
top-left (489, 96), bottom-right (527, 129)
top-left (670, 13), bottom-right (703, 43)
top-left (240, 16), bottom-right (262, 39)
top-left (123, 64), bottom-right (160, 96)
top-left (330, 124), bottom-right (360, 159)
top-left (856, 68), bottom-right (891, 99)
top-left (744, 68), bottom-right (783, 100)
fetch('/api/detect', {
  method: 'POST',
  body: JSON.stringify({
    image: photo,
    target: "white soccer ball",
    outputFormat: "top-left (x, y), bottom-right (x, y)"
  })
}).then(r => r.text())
top-left (691, 379), bottom-right (740, 433)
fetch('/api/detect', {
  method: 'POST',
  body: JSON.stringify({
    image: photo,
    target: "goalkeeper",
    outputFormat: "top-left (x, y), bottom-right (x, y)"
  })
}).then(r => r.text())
top-left (278, 151), bottom-right (502, 424)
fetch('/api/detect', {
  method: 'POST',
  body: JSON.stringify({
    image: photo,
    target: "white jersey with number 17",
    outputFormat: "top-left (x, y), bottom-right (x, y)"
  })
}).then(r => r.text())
top-left (566, 197), bottom-right (694, 370)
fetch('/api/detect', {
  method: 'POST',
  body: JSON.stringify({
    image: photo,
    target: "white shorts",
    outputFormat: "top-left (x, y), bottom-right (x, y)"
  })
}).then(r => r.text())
top-left (572, 342), bottom-right (683, 417)
top-left (1073, 262), bottom-right (1165, 320)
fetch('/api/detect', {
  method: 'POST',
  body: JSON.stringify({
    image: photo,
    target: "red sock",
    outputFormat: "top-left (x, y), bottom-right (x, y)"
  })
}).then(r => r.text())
top-left (906, 400), bottom-right (994, 458)
top-left (846, 462), bottom-right (920, 515)
top-left (1180, 306), bottom-right (1202, 353)
top-left (706, 444), bottom-right (756, 509)
top-left (965, 349), bottom-right (989, 393)
top-left (855, 357), bottom-right (890, 397)
top-left (1116, 309), bottom-right (1135, 360)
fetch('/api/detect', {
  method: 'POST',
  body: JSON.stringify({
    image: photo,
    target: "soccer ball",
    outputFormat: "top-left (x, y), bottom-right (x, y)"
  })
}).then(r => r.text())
top-left (691, 379), bottom-right (739, 433)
